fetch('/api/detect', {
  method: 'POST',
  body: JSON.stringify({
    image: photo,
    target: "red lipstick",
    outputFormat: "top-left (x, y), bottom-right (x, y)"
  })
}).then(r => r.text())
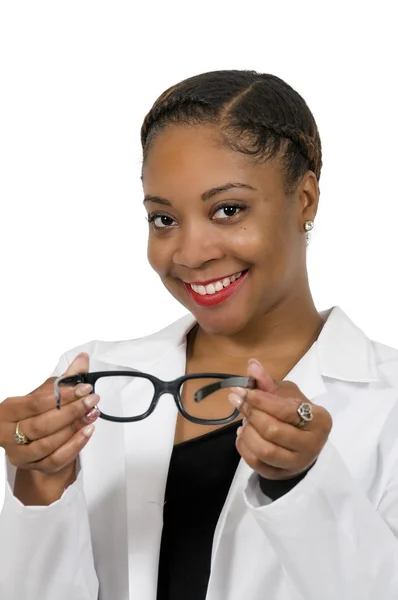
top-left (184, 270), bottom-right (249, 307)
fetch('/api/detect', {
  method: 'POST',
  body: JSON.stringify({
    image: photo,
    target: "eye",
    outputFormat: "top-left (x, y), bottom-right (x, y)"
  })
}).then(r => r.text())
top-left (147, 213), bottom-right (177, 229)
top-left (212, 203), bottom-right (245, 220)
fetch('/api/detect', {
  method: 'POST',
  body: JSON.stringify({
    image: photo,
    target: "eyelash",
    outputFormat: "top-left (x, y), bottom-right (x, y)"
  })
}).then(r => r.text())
top-left (147, 202), bottom-right (247, 231)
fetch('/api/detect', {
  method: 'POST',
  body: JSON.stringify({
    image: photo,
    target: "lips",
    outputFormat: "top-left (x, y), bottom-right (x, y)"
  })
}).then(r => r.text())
top-left (184, 269), bottom-right (249, 307)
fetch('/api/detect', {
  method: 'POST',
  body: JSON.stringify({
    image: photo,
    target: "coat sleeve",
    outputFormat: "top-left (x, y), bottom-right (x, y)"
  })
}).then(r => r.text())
top-left (0, 353), bottom-right (99, 600)
top-left (244, 439), bottom-right (398, 600)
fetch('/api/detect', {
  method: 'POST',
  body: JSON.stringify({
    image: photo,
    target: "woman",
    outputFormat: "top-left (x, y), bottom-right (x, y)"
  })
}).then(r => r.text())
top-left (1, 70), bottom-right (397, 600)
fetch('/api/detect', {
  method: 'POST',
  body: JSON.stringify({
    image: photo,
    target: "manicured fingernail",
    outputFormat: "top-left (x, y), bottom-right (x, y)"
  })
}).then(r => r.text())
top-left (228, 392), bottom-right (244, 409)
top-left (83, 424), bottom-right (95, 438)
top-left (84, 407), bottom-right (100, 422)
top-left (230, 387), bottom-right (247, 399)
top-left (242, 417), bottom-right (248, 425)
top-left (236, 426), bottom-right (243, 437)
top-left (83, 393), bottom-right (99, 409)
top-left (75, 383), bottom-right (93, 398)
top-left (248, 358), bottom-right (264, 378)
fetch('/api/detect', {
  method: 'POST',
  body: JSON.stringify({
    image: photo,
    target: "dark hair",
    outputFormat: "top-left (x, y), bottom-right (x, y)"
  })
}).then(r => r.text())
top-left (141, 70), bottom-right (322, 194)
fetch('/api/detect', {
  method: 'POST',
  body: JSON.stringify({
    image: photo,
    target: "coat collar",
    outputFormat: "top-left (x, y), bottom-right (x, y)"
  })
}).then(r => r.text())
top-left (96, 313), bottom-right (194, 371)
top-left (316, 306), bottom-right (379, 383)
top-left (95, 306), bottom-right (379, 385)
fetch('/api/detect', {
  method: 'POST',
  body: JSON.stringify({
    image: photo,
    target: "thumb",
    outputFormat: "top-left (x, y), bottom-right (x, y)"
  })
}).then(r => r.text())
top-left (247, 359), bottom-right (279, 393)
top-left (30, 353), bottom-right (90, 396)
top-left (64, 352), bottom-right (90, 377)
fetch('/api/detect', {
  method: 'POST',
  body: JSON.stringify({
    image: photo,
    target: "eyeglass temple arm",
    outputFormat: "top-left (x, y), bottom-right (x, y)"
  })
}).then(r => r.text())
top-left (194, 376), bottom-right (255, 403)
top-left (54, 374), bottom-right (90, 409)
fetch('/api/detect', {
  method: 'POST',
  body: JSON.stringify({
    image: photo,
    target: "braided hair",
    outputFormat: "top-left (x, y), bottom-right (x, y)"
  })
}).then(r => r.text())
top-left (141, 70), bottom-right (322, 194)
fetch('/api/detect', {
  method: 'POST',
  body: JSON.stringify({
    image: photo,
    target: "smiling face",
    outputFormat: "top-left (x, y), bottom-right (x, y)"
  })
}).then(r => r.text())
top-left (142, 124), bottom-right (318, 337)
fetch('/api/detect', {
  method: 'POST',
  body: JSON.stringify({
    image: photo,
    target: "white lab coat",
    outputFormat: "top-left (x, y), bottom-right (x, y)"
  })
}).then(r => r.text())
top-left (1, 306), bottom-right (398, 600)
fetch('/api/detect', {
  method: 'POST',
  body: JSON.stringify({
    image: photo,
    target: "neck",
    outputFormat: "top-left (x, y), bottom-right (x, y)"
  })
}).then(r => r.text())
top-left (191, 292), bottom-right (325, 369)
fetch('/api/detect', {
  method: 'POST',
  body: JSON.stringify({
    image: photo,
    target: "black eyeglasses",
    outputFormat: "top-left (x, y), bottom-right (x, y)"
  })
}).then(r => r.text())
top-left (54, 371), bottom-right (255, 425)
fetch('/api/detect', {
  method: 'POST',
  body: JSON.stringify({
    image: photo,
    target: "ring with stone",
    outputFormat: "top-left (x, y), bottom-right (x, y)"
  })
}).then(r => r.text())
top-left (296, 402), bottom-right (313, 427)
top-left (14, 421), bottom-right (31, 445)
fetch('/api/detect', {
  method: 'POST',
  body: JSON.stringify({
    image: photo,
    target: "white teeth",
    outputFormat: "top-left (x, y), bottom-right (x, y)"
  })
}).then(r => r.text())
top-left (190, 271), bottom-right (243, 295)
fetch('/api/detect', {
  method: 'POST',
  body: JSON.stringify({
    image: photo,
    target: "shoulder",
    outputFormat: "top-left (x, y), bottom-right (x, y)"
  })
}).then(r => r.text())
top-left (57, 313), bottom-right (195, 369)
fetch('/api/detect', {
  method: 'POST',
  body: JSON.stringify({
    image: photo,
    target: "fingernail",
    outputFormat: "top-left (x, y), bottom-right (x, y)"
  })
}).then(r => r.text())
top-left (230, 387), bottom-right (247, 399)
top-left (228, 392), bottom-right (244, 409)
top-left (83, 393), bottom-right (99, 409)
top-left (83, 424), bottom-right (95, 438)
top-left (79, 352), bottom-right (89, 358)
top-left (84, 407), bottom-right (100, 422)
top-left (248, 358), bottom-right (264, 379)
top-left (75, 383), bottom-right (93, 398)
top-left (236, 426), bottom-right (243, 437)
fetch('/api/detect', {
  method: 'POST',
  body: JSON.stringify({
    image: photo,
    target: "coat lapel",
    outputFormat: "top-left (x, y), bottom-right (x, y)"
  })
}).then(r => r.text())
top-left (94, 315), bottom-right (194, 600)
top-left (123, 344), bottom-right (186, 600)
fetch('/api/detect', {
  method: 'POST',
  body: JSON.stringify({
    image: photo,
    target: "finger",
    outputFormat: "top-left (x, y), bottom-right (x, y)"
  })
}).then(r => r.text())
top-left (236, 430), bottom-right (293, 479)
top-left (28, 353), bottom-right (90, 396)
top-left (5, 354), bottom-right (92, 421)
top-left (229, 387), bottom-right (317, 429)
top-left (238, 422), bottom-right (297, 469)
top-left (23, 423), bottom-right (96, 474)
top-left (64, 353), bottom-right (90, 377)
top-left (7, 409), bottom-right (100, 467)
top-left (20, 410), bottom-right (100, 464)
top-left (55, 352), bottom-right (91, 409)
top-left (247, 359), bottom-right (279, 393)
top-left (242, 410), bottom-right (304, 451)
top-left (19, 393), bottom-right (100, 442)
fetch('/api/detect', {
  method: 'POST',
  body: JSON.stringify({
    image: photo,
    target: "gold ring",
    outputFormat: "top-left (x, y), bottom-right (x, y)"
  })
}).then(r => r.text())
top-left (14, 421), bottom-right (31, 445)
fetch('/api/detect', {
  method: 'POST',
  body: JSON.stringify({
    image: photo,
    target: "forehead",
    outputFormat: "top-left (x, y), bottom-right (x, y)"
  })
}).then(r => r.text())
top-left (142, 124), bottom-right (283, 198)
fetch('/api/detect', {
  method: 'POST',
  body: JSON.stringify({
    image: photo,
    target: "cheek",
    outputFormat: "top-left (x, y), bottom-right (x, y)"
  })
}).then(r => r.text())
top-left (232, 224), bottom-right (277, 263)
top-left (147, 235), bottom-right (173, 278)
top-left (147, 237), bottom-right (162, 273)
top-left (235, 222), bottom-right (294, 284)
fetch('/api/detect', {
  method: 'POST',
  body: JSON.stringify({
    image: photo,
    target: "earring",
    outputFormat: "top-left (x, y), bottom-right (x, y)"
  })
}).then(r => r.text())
top-left (304, 220), bottom-right (314, 245)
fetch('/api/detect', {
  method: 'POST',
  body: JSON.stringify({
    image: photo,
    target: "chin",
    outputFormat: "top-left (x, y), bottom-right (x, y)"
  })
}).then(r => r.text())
top-left (192, 306), bottom-right (252, 337)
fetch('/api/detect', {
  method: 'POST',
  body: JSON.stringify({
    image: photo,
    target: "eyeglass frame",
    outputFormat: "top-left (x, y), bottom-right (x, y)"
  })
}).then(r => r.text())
top-left (54, 371), bottom-right (255, 425)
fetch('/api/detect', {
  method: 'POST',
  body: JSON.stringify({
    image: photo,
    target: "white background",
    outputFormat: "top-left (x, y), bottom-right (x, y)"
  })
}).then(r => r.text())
top-left (0, 1), bottom-right (397, 505)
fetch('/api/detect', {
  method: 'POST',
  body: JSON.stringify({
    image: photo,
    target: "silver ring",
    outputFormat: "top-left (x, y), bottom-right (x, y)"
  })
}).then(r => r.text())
top-left (296, 402), bottom-right (313, 427)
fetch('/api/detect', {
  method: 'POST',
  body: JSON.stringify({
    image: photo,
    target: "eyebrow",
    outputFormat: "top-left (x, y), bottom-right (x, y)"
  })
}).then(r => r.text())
top-left (143, 182), bottom-right (257, 206)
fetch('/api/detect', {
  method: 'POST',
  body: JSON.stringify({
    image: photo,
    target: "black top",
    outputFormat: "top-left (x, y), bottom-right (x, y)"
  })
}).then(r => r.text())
top-left (157, 421), bottom-right (306, 600)
top-left (157, 421), bottom-right (242, 600)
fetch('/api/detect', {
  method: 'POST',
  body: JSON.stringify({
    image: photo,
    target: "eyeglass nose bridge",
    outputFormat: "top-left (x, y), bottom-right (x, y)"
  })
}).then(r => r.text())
top-left (156, 380), bottom-right (180, 397)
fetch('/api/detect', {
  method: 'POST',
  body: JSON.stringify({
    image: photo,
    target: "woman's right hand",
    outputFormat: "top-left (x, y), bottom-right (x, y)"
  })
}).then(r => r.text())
top-left (0, 353), bottom-right (100, 505)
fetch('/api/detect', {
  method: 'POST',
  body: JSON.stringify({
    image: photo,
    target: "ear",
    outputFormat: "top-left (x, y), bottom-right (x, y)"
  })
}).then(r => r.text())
top-left (298, 170), bottom-right (319, 225)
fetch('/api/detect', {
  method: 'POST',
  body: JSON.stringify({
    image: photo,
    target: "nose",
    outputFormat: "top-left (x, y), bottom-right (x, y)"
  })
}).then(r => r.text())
top-left (172, 223), bottom-right (224, 269)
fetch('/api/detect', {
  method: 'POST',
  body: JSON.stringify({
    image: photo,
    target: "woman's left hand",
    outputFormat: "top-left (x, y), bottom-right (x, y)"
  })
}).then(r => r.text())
top-left (229, 359), bottom-right (333, 480)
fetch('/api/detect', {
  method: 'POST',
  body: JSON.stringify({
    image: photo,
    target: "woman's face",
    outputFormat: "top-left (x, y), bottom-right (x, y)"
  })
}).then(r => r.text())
top-left (142, 124), bottom-right (317, 336)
